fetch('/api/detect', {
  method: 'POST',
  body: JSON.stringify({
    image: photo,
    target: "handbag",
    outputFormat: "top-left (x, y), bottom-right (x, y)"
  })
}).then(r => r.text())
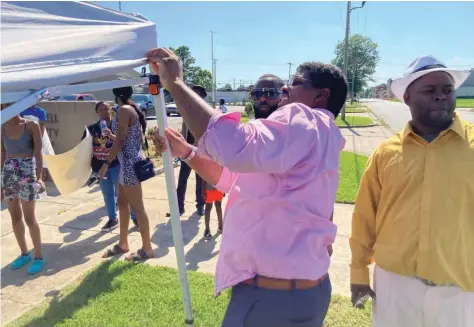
top-left (133, 137), bottom-right (155, 182)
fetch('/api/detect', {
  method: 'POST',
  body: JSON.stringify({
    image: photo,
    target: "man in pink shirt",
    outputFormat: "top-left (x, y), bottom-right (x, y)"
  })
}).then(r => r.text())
top-left (149, 48), bottom-right (347, 327)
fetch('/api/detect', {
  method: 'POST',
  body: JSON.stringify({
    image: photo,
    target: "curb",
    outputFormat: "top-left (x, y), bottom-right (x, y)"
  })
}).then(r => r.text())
top-left (335, 200), bottom-right (355, 205)
top-left (364, 106), bottom-right (396, 134)
top-left (338, 123), bottom-right (377, 129)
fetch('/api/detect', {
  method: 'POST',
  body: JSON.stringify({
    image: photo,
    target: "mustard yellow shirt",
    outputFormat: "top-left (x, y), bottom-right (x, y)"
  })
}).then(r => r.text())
top-left (350, 114), bottom-right (474, 291)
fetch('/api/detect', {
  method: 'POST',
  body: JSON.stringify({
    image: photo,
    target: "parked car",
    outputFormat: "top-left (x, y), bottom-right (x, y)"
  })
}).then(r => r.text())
top-left (166, 103), bottom-right (180, 116)
top-left (132, 94), bottom-right (154, 117)
top-left (53, 94), bottom-right (97, 101)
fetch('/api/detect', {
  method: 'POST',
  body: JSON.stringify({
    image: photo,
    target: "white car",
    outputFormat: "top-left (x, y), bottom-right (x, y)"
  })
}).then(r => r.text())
top-left (166, 103), bottom-right (180, 116)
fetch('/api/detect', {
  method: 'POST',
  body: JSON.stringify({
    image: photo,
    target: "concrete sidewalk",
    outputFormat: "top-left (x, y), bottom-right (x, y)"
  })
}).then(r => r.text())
top-left (1, 118), bottom-right (390, 325)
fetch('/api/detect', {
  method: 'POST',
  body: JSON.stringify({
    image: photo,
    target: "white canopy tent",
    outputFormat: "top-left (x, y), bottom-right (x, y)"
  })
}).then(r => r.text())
top-left (1, 2), bottom-right (194, 326)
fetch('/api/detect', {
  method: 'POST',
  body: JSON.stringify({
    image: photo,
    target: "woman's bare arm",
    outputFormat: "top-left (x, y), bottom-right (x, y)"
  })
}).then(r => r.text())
top-left (29, 121), bottom-right (43, 180)
top-left (106, 106), bottom-right (131, 163)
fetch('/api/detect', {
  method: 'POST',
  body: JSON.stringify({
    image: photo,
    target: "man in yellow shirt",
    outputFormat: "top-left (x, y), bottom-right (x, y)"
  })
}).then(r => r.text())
top-left (350, 55), bottom-right (474, 327)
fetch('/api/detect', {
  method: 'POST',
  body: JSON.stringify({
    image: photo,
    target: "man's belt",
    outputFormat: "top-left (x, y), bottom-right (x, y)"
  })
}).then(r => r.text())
top-left (240, 274), bottom-right (327, 291)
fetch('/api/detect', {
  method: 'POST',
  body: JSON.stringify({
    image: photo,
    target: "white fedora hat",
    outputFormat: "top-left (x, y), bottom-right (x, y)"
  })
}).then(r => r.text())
top-left (391, 55), bottom-right (470, 103)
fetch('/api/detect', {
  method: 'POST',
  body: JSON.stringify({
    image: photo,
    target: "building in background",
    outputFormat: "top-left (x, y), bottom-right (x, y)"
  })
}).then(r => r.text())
top-left (371, 83), bottom-right (389, 99)
top-left (457, 68), bottom-right (474, 98)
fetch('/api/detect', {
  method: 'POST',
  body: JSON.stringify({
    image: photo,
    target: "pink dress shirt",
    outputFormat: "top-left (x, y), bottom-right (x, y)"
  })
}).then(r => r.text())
top-left (197, 102), bottom-right (346, 295)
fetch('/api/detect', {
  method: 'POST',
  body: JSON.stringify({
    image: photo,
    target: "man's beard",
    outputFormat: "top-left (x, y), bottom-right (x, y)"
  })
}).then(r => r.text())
top-left (254, 103), bottom-right (279, 119)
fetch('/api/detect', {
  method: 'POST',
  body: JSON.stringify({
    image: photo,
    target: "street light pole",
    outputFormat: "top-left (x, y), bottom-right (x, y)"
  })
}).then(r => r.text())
top-left (210, 31), bottom-right (216, 106)
top-left (118, 1), bottom-right (122, 12)
top-left (342, 1), bottom-right (351, 120)
top-left (287, 62), bottom-right (294, 80)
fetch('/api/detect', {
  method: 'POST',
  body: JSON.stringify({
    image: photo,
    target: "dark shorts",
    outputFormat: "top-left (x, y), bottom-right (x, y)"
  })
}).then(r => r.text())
top-left (221, 275), bottom-right (332, 327)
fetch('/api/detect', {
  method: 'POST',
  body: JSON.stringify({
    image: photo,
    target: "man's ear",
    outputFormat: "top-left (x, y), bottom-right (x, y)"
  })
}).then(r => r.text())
top-left (403, 91), bottom-right (410, 105)
top-left (313, 89), bottom-right (330, 104)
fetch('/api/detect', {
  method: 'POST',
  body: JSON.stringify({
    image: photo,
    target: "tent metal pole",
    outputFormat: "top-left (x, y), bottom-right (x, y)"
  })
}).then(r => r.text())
top-left (149, 69), bottom-right (195, 327)
top-left (1, 88), bottom-right (48, 125)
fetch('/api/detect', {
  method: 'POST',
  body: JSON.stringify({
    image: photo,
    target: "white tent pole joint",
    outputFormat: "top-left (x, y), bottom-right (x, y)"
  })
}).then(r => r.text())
top-left (148, 71), bottom-right (195, 327)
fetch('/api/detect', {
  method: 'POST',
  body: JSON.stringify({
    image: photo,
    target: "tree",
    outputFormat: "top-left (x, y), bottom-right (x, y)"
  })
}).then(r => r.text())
top-left (169, 46), bottom-right (199, 83)
top-left (192, 68), bottom-right (213, 93)
top-left (332, 34), bottom-right (380, 96)
top-left (169, 45), bottom-right (214, 93)
top-left (218, 83), bottom-right (233, 91)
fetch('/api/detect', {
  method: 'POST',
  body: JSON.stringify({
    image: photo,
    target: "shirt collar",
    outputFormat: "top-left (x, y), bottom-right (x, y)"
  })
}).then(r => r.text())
top-left (311, 108), bottom-right (335, 120)
top-left (401, 113), bottom-right (467, 142)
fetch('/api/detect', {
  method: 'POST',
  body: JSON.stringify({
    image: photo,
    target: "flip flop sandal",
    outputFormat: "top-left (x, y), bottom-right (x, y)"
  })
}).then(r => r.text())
top-left (102, 244), bottom-right (128, 258)
top-left (125, 249), bottom-right (153, 262)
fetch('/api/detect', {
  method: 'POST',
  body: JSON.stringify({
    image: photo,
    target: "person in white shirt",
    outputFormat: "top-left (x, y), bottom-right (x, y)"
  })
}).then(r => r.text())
top-left (218, 99), bottom-right (228, 113)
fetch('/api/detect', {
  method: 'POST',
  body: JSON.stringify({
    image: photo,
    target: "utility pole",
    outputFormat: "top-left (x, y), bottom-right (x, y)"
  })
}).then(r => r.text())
top-left (118, 1), bottom-right (122, 11)
top-left (210, 31), bottom-right (215, 106)
top-left (351, 70), bottom-right (356, 104)
top-left (233, 78), bottom-right (236, 91)
top-left (287, 62), bottom-right (294, 80)
top-left (213, 59), bottom-right (217, 103)
top-left (342, 1), bottom-right (365, 120)
top-left (342, 1), bottom-right (351, 120)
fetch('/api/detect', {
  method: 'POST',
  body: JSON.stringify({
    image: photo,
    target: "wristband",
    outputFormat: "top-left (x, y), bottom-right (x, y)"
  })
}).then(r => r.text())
top-left (181, 145), bottom-right (197, 162)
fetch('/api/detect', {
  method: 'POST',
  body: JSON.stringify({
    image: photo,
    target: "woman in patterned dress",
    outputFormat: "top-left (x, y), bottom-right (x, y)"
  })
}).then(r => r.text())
top-left (99, 87), bottom-right (154, 261)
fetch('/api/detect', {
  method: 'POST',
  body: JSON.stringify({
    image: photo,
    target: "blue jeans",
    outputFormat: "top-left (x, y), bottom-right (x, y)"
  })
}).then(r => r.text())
top-left (176, 161), bottom-right (205, 212)
top-left (100, 165), bottom-right (136, 221)
top-left (221, 275), bottom-right (331, 327)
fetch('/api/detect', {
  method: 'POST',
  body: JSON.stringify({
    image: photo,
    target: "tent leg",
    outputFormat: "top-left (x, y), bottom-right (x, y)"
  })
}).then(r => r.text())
top-left (152, 83), bottom-right (195, 327)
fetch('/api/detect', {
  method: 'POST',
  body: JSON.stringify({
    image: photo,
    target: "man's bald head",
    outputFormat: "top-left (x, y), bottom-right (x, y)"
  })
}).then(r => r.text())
top-left (252, 74), bottom-right (284, 119)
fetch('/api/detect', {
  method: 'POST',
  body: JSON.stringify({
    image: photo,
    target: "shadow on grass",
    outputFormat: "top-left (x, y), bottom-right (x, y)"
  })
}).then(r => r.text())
top-left (14, 260), bottom-right (134, 327)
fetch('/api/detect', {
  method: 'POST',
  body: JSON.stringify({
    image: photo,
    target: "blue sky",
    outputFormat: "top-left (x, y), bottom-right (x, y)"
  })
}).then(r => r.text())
top-left (95, 1), bottom-right (474, 87)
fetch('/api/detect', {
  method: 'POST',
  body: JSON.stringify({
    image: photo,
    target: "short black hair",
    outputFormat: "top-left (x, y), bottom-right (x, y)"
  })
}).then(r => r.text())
top-left (297, 62), bottom-right (348, 118)
top-left (219, 99), bottom-right (225, 105)
top-left (191, 85), bottom-right (207, 98)
top-left (95, 101), bottom-right (107, 112)
top-left (255, 74), bottom-right (284, 88)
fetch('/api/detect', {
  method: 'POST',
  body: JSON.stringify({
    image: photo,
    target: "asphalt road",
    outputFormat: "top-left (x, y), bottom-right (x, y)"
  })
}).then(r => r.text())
top-left (363, 99), bottom-right (474, 132)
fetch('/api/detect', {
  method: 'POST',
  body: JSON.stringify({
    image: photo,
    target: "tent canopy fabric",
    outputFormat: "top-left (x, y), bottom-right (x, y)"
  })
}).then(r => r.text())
top-left (1, 1), bottom-right (156, 95)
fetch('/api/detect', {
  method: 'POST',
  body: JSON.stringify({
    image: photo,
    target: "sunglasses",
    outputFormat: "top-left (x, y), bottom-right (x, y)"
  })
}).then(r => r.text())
top-left (288, 74), bottom-right (312, 88)
top-left (251, 88), bottom-right (282, 100)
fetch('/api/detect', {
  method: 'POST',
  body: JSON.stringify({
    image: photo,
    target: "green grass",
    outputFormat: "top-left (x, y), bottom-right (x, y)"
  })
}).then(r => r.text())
top-left (337, 151), bottom-right (368, 203)
top-left (456, 98), bottom-right (474, 108)
top-left (345, 107), bottom-right (367, 113)
top-left (387, 98), bottom-right (401, 102)
top-left (8, 261), bottom-right (372, 327)
top-left (240, 116), bottom-right (250, 123)
top-left (335, 115), bottom-right (374, 127)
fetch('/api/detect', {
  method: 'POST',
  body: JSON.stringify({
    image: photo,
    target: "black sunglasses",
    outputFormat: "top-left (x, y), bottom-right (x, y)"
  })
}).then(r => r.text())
top-left (288, 74), bottom-right (312, 88)
top-left (251, 88), bottom-right (282, 100)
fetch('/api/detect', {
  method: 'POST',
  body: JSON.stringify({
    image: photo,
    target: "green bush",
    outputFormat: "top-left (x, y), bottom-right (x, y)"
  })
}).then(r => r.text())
top-left (245, 102), bottom-right (254, 118)
top-left (241, 97), bottom-right (247, 106)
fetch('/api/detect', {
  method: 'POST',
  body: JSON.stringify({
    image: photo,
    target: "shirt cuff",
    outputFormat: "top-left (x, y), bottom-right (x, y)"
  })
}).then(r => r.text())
top-left (214, 167), bottom-right (234, 193)
top-left (350, 267), bottom-right (370, 285)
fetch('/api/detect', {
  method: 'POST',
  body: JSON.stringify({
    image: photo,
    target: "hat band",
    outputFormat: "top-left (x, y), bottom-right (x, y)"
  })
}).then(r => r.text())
top-left (412, 64), bottom-right (446, 74)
